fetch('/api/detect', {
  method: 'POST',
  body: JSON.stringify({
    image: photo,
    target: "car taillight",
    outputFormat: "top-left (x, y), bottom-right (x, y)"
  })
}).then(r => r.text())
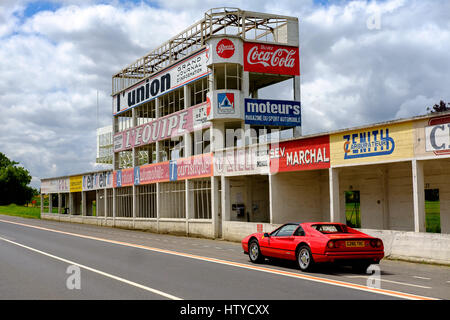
top-left (327, 241), bottom-right (334, 249)
top-left (376, 239), bottom-right (383, 248)
top-left (370, 239), bottom-right (383, 248)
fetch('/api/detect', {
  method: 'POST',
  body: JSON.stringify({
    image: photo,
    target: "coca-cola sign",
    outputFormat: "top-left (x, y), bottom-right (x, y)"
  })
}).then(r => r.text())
top-left (216, 38), bottom-right (235, 59)
top-left (244, 42), bottom-right (300, 76)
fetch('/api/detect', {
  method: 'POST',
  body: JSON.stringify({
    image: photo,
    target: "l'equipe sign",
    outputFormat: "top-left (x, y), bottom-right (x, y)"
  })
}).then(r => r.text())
top-left (244, 98), bottom-right (301, 127)
top-left (244, 42), bottom-right (300, 76)
top-left (113, 103), bottom-right (210, 153)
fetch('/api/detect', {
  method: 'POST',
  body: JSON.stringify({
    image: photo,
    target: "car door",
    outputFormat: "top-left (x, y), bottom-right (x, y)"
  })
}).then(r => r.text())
top-left (267, 224), bottom-right (298, 259)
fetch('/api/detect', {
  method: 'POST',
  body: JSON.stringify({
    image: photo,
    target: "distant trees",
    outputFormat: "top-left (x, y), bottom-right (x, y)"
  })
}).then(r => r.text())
top-left (0, 152), bottom-right (37, 205)
top-left (427, 100), bottom-right (450, 113)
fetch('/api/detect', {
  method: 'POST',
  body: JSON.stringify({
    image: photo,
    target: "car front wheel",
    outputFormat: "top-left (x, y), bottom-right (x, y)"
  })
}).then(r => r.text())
top-left (248, 239), bottom-right (264, 263)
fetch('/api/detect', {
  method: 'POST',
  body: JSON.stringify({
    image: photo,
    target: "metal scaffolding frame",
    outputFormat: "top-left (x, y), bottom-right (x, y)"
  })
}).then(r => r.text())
top-left (112, 7), bottom-right (297, 95)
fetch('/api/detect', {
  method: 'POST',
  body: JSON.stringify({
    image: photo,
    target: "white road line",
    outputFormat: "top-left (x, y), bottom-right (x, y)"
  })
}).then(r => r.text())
top-left (345, 276), bottom-right (432, 289)
top-left (0, 236), bottom-right (183, 301)
top-left (413, 276), bottom-right (431, 280)
top-left (0, 218), bottom-right (438, 300)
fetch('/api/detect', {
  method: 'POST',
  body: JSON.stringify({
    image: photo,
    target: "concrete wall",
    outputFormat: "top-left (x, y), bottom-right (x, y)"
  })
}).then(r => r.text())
top-left (222, 221), bottom-right (279, 242)
top-left (270, 170), bottom-right (329, 224)
top-left (362, 228), bottom-right (450, 265)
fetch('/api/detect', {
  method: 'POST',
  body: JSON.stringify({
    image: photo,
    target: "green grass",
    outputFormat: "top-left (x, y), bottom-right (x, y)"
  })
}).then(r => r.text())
top-left (425, 200), bottom-right (441, 233)
top-left (0, 204), bottom-right (41, 219)
top-left (345, 202), bottom-right (361, 228)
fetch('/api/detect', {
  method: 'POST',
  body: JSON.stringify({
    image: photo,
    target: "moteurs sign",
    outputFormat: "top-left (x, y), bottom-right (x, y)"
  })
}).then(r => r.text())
top-left (244, 98), bottom-right (301, 127)
top-left (244, 42), bottom-right (300, 76)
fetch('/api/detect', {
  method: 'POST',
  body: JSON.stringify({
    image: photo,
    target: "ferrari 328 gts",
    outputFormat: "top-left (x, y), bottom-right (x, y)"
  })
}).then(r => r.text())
top-left (242, 222), bottom-right (384, 272)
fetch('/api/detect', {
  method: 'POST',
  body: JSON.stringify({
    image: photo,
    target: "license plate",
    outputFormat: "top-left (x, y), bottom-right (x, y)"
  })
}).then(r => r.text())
top-left (346, 241), bottom-right (365, 248)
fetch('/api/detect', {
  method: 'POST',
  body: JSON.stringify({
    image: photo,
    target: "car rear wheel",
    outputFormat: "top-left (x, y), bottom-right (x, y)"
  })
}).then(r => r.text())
top-left (297, 245), bottom-right (314, 272)
top-left (248, 239), bottom-right (264, 263)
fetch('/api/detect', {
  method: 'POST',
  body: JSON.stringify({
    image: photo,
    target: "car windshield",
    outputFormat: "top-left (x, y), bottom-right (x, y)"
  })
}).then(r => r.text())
top-left (312, 224), bottom-right (348, 234)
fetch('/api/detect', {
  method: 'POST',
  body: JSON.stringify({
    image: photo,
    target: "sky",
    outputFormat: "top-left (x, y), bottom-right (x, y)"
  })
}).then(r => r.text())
top-left (0, 0), bottom-right (449, 189)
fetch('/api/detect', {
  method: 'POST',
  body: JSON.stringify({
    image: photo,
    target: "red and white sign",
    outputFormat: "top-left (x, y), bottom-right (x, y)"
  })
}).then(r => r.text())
top-left (113, 103), bottom-right (210, 153)
top-left (216, 38), bottom-right (235, 59)
top-left (176, 153), bottom-right (213, 180)
top-left (270, 135), bottom-right (330, 173)
top-left (244, 42), bottom-right (300, 76)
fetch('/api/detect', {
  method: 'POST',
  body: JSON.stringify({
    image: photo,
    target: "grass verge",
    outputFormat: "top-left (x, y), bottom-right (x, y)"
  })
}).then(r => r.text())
top-left (0, 204), bottom-right (41, 219)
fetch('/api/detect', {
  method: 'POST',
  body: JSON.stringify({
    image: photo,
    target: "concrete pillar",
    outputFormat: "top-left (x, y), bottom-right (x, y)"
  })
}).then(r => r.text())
top-left (104, 188), bottom-right (108, 221)
top-left (268, 174), bottom-right (275, 224)
top-left (381, 166), bottom-right (390, 229)
top-left (81, 191), bottom-right (87, 216)
top-left (57, 193), bottom-right (62, 214)
top-left (48, 194), bottom-right (53, 214)
top-left (221, 175), bottom-right (230, 224)
top-left (412, 159), bottom-right (426, 232)
top-left (40, 194), bottom-right (44, 214)
top-left (69, 193), bottom-right (74, 215)
top-left (293, 75), bottom-right (302, 137)
top-left (211, 176), bottom-right (221, 238)
top-left (185, 179), bottom-right (194, 235)
top-left (156, 182), bottom-right (160, 233)
top-left (329, 168), bottom-right (342, 223)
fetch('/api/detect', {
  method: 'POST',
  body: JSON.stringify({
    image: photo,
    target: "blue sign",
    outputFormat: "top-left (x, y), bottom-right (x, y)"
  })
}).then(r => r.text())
top-left (134, 166), bottom-right (140, 185)
top-left (169, 160), bottom-right (178, 181)
top-left (217, 93), bottom-right (235, 114)
top-left (244, 98), bottom-right (301, 127)
top-left (343, 128), bottom-right (395, 159)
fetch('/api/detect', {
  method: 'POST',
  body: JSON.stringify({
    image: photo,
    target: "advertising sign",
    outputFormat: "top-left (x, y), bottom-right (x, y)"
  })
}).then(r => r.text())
top-left (136, 162), bottom-right (171, 185)
top-left (206, 37), bottom-right (242, 65)
top-left (175, 153), bottom-right (213, 180)
top-left (244, 42), bottom-right (300, 76)
top-left (244, 98), bottom-right (301, 127)
top-left (113, 103), bottom-right (210, 153)
top-left (82, 171), bottom-right (113, 191)
top-left (69, 176), bottom-right (83, 192)
top-left (330, 122), bottom-right (414, 166)
top-left (269, 135), bottom-right (330, 173)
top-left (425, 115), bottom-right (450, 155)
top-left (113, 168), bottom-right (134, 188)
top-left (214, 146), bottom-right (269, 176)
top-left (113, 49), bottom-right (210, 115)
top-left (217, 93), bottom-right (235, 114)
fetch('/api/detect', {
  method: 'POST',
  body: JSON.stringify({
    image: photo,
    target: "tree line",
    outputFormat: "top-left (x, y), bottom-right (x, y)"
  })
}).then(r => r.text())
top-left (0, 152), bottom-right (38, 205)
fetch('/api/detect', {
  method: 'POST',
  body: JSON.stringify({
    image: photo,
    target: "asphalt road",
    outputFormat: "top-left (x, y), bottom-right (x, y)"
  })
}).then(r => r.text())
top-left (0, 215), bottom-right (448, 301)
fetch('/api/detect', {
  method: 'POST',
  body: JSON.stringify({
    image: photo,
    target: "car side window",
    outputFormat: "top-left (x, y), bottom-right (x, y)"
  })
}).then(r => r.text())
top-left (293, 226), bottom-right (305, 236)
top-left (274, 224), bottom-right (298, 237)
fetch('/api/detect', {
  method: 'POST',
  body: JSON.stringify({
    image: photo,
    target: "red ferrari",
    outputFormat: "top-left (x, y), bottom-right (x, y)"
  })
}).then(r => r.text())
top-left (242, 222), bottom-right (384, 272)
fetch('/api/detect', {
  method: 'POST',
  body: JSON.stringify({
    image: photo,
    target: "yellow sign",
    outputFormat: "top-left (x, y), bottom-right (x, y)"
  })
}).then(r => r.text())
top-left (330, 121), bottom-right (414, 166)
top-left (69, 175), bottom-right (83, 192)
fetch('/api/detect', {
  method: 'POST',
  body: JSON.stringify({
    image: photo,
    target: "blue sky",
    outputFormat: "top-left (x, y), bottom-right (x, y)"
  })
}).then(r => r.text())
top-left (0, 0), bottom-right (449, 189)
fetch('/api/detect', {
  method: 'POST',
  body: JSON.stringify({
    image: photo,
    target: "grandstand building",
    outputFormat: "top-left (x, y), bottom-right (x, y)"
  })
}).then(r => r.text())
top-left (41, 8), bottom-right (450, 264)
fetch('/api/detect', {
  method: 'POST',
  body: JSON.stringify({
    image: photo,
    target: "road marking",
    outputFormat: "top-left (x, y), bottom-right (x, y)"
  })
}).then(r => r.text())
top-left (346, 276), bottom-right (432, 289)
top-left (0, 218), bottom-right (438, 300)
top-left (0, 235), bottom-right (182, 300)
top-left (413, 276), bottom-right (431, 280)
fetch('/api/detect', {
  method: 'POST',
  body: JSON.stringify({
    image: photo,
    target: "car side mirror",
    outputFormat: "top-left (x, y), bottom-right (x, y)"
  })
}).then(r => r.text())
top-left (264, 233), bottom-right (270, 238)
